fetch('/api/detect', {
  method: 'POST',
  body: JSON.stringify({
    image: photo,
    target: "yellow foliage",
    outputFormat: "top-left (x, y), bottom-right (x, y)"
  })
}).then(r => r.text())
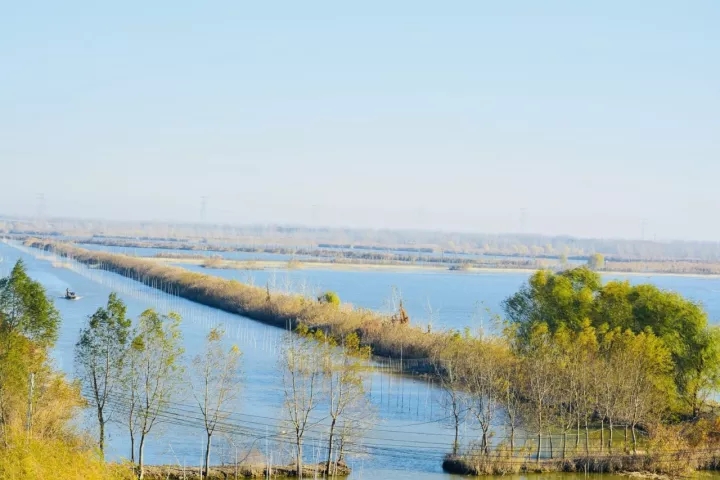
top-left (0, 430), bottom-right (134, 480)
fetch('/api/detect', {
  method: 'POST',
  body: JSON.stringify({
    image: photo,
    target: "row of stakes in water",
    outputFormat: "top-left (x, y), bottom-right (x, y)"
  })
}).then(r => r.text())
top-left (25, 243), bottom-right (445, 421)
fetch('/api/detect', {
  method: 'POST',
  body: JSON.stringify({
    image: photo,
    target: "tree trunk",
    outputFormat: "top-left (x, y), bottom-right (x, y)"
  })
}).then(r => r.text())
top-left (130, 429), bottom-right (135, 464)
top-left (562, 432), bottom-right (567, 459)
top-left (608, 418), bottom-right (613, 453)
top-left (584, 423), bottom-right (590, 455)
top-left (326, 418), bottom-right (337, 475)
top-left (536, 432), bottom-right (541, 462)
top-left (204, 432), bottom-right (212, 480)
top-left (296, 438), bottom-right (303, 480)
top-left (576, 418), bottom-right (580, 452)
top-left (97, 405), bottom-right (105, 459)
top-left (139, 433), bottom-right (147, 480)
top-left (600, 418), bottom-right (604, 453)
top-left (510, 427), bottom-right (515, 456)
top-left (453, 419), bottom-right (459, 456)
top-left (549, 432), bottom-right (553, 459)
top-left (624, 425), bottom-right (628, 453)
top-left (631, 424), bottom-right (637, 454)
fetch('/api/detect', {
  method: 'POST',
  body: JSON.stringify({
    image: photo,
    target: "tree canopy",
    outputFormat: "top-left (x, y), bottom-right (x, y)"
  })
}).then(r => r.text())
top-left (503, 266), bottom-right (720, 416)
top-left (0, 260), bottom-right (60, 347)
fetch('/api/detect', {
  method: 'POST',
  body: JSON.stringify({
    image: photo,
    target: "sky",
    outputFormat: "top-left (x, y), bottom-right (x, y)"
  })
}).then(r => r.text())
top-left (1, 1), bottom-right (718, 240)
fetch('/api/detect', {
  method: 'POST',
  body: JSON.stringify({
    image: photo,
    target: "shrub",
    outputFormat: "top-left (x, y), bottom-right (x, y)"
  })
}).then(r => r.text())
top-left (318, 291), bottom-right (340, 306)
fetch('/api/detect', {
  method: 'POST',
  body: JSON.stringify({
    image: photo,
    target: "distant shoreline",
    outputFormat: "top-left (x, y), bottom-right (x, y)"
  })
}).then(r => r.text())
top-left (148, 257), bottom-right (720, 279)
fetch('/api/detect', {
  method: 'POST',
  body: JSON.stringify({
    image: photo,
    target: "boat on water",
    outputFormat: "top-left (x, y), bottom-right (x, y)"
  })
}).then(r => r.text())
top-left (65, 288), bottom-right (77, 300)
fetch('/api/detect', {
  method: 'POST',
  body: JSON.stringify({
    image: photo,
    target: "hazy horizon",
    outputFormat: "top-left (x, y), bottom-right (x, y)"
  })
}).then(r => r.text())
top-left (2, 1), bottom-right (718, 241)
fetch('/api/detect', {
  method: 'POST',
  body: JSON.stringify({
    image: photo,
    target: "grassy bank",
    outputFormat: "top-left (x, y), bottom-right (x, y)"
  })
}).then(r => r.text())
top-left (27, 240), bottom-right (442, 363)
top-left (443, 447), bottom-right (720, 477)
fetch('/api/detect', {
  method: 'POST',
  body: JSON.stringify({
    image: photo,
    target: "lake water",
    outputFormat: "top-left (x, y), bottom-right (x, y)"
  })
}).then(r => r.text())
top-left (80, 244), bottom-right (720, 333)
top-left (5, 241), bottom-right (720, 479)
top-left (177, 264), bottom-right (720, 335)
top-left (0, 242), bottom-right (465, 479)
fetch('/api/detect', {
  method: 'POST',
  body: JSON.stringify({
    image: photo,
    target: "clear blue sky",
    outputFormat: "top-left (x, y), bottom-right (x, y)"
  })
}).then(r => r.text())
top-left (1, 1), bottom-right (718, 240)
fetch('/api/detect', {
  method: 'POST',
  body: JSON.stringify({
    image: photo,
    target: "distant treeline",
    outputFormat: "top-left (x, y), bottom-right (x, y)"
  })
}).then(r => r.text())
top-left (5, 215), bottom-right (720, 261)
top-left (72, 239), bottom-right (720, 275)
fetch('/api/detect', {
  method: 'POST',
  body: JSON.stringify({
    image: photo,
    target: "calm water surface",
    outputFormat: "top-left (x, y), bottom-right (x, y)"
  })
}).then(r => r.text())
top-left (5, 242), bottom-right (720, 479)
top-left (178, 264), bottom-right (720, 334)
top-left (0, 242), bottom-right (460, 479)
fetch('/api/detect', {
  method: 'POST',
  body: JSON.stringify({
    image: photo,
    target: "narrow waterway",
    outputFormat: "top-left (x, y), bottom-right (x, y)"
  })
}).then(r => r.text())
top-left (1, 241), bottom-right (468, 479)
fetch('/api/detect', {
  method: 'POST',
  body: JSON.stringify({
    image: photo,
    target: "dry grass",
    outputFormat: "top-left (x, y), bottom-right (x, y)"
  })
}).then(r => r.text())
top-left (0, 430), bottom-right (134, 480)
top-left (27, 240), bottom-right (444, 364)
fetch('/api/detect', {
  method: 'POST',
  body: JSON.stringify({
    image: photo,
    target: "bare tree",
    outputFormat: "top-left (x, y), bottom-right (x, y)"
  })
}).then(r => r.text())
top-left (190, 327), bottom-right (242, 479)
top-left (520, 325), bottom-right (556, 462)
top-left (462, 341), bottom-right (503, 455)
top-left (280, 326), bottom-right (325, 480)
top-left (128, 309), bottom-right (185, 479)
top-left (433, 334), bottom-right (467, 455)
top-left (321, 332), bottom-right (371, 476)
top-left (495, 349), bottom-right (522, 455)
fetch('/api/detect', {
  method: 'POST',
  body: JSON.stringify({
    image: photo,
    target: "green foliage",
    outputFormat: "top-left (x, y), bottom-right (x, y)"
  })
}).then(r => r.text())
top-left (503, 266), bottom-right (720, 416)
top-left (0, 263), bottom-right (125, 479)
top-left (503, 267), bottom-right (601, 336)
top-left (318, 291), bottom-right (341, 306)
top-left (0, 259), bottom-right (60, 346)
top-left (75, 293), bottom-right (132, 456)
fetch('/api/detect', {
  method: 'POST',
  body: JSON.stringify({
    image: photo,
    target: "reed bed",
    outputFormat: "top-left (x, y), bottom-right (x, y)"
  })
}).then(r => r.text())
top-left (26, 240), bottom-right (444, 364)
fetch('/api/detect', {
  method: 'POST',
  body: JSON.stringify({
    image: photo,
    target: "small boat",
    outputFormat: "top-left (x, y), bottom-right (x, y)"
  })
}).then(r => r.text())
top-left (65, 288), bottom-right (77, 300)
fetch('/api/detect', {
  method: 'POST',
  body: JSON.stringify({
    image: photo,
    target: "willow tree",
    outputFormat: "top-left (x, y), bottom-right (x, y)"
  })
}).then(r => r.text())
top-left (0, 259), bottom-right (60, 347)
top-left (504, 267), bottom-right (720, 417)
top-left (611, 329), bottom-right (673, 452)
top-left (75, 293), bottom-right (132, 458)
top-left (0, 260), bottom-right (61, 440)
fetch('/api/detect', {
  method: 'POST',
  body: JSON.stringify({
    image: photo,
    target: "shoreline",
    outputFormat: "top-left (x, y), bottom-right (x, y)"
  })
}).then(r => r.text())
top-left (146, 256), bottom-right (720, 279)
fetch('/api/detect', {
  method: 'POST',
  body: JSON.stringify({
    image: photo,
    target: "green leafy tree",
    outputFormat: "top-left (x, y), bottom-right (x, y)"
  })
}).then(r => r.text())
top-left (608, 329), bottom-right (674, 452)
top-left (676, 326), bottom-right (720, 417)
top-left (74, 293), bottom-right (132, 458)
top-left (0, 260), bottom-right (60, 347)
top-left (502, 267), bottom-right (601, 338)
top-left (504, 267), bottom-right (720, 416)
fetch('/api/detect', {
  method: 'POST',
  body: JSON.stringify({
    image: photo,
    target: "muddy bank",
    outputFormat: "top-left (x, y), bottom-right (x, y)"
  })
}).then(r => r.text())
top-left (141, 462), bottom-right (349, 479)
